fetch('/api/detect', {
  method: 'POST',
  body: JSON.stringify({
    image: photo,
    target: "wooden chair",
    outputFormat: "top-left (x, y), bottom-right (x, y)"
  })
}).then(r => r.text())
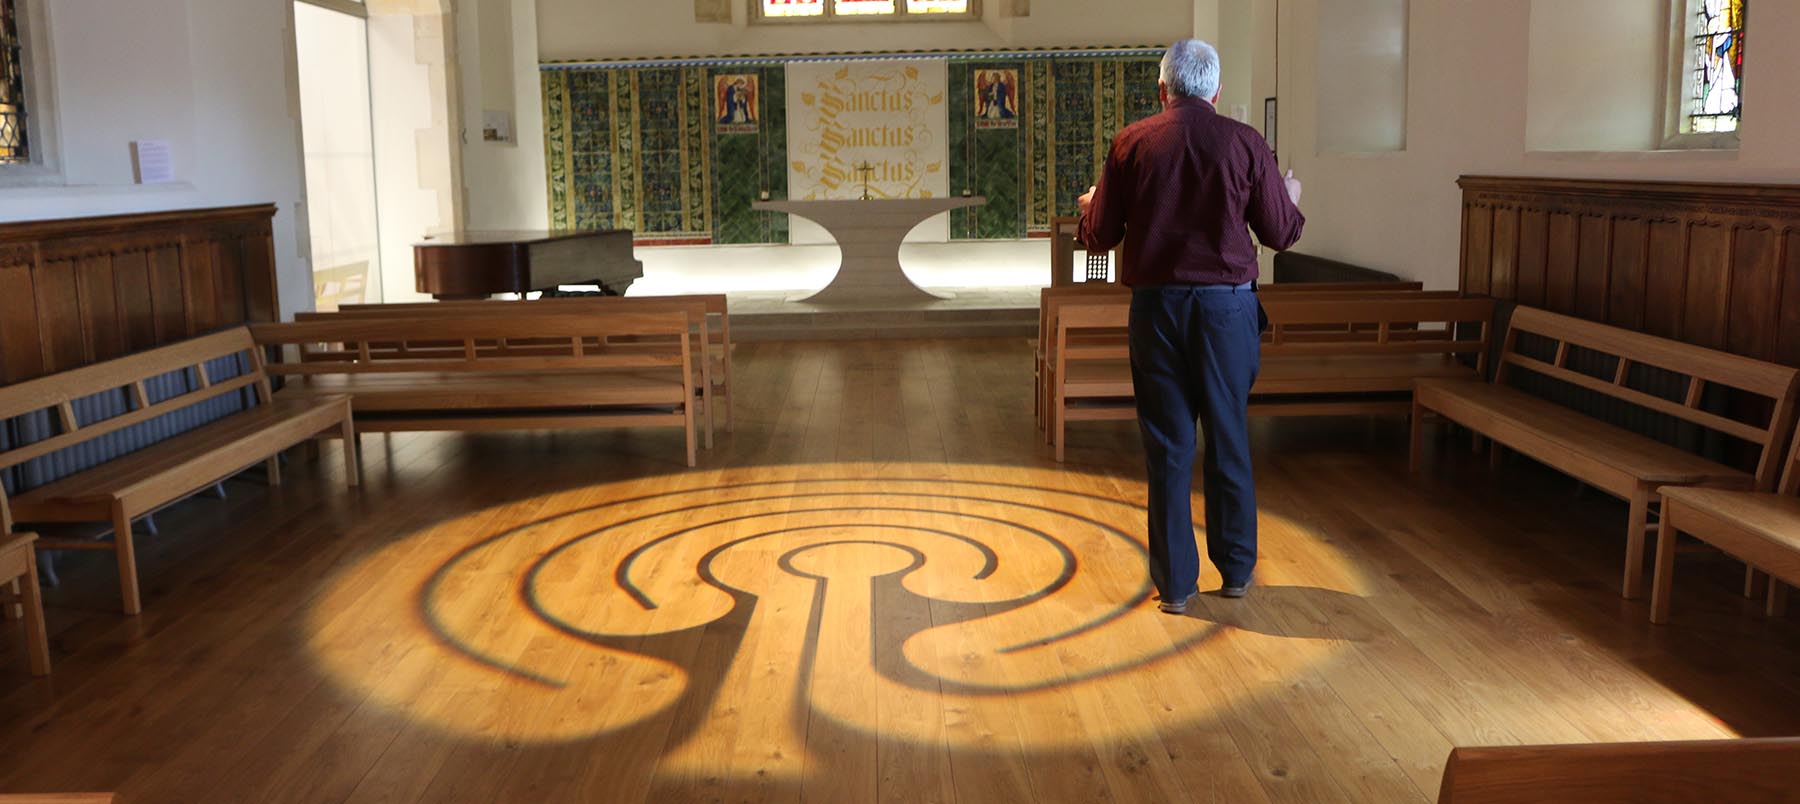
top-left (1653, 424), bottom-right (1800, 624)
top-left (1437, 738), bottom-right (1800, 803)
top-left (253, 311), bottom-right (699, 467)
top-left (0, 530), bottom-right (49, 675)
top-left (0, 328), bottom-right (359, 615)
top-left (1412, 306), bottom-right (1800, 599)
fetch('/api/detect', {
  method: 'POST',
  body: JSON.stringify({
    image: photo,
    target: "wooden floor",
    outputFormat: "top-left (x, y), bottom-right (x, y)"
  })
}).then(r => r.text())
top-left (1, 338), bottom-right (1797, 803)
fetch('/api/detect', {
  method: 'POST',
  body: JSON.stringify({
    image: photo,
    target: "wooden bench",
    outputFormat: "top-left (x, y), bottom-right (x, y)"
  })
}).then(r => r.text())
top-left (252, 311), bottom-right (700, 467)
top-left (1034, 281), bottom-right (1438, 431)
top-left (1654, 427), bottom-right (1800, 624)
top-left (1049, 294), bottom-right (1495, 461)
top-left (319, 294), bottom-right (731, 448)
top-left (0, 328), bottom-right (359, 615)
top-left (1412, 306), bottom-right (1800, 599)
top-left (1436, 737), bottom-right (1800, 803)
top-left (1, 530), bottom-right (49, 675)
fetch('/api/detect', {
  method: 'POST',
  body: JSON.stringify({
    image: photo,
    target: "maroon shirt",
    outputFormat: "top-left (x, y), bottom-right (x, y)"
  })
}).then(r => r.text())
top-left (1078, 96), bottom-right (1304, 287)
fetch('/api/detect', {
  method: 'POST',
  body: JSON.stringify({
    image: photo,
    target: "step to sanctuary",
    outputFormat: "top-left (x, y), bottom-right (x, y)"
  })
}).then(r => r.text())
top-left (725, 287), bottom-right (1040, 341)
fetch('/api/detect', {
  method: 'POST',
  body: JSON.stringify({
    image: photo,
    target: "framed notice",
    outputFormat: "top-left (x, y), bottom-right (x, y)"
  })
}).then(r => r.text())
top-left (1263, 97), bottom-right (1278, 156)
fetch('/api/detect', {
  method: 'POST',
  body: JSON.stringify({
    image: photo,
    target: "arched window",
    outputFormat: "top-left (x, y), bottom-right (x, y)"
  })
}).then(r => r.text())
top-left (754, 0), bottom-right (976, 23)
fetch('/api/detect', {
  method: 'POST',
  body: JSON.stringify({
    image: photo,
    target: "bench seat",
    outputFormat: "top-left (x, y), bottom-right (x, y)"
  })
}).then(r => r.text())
top-left (1061, 354), bottom-right (1486, 416)
top-left (280, 371), bottom-right (686, 412)
top-left (1415, 379), bottom-right (1754, 491)
top-left (10, 395), bottom-right (353, 515)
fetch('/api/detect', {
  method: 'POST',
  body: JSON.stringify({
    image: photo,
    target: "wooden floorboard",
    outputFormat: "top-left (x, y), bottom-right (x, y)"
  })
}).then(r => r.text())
top-left (0, 337), bottom-right (1796, 803)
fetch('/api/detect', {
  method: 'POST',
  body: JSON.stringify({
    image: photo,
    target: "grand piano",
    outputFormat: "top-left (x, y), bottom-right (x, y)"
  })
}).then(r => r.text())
top-left (413, 229), bottom-right (644, 300)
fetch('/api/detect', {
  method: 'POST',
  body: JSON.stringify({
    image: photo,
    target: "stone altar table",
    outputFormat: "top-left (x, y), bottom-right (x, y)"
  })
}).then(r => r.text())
top-left (752, 196), bottom-right (987, 305)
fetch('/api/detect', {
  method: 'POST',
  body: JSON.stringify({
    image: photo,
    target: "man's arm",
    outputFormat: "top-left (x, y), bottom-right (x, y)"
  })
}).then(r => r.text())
top-left (1077, 137), bottom-right (1129, 252)
top-left (1246, 141), bottom-right (1304, 251)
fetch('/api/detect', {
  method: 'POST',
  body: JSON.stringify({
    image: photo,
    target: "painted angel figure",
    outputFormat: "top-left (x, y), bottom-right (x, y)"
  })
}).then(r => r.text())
top-left (1700, 0), bottom-right (1740, 118)
top-left (976, 71), bottom-right (1016, 121)
top-left (719, 77), bottom-right (757, 125)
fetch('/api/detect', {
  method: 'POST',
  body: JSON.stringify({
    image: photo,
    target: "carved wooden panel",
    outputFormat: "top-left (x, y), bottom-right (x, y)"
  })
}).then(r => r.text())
top-left (0, 205), bottom-right (279, 384)
top-left (1459, 176), bottom-right (1800, 367)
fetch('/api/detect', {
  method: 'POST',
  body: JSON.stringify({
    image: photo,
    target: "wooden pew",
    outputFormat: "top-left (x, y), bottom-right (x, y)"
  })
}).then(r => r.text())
top-left (1412, 306), bottom-right (1800, 599)
top-left (320, 294), bottom-right (731, 447)
top-left (252, 311), bottom-right (699, 467)
top-left (0, 328), bottom-right (359, 615)
top-left (1034, 281), bottom-right (1436, 430)
top-left (1049, 294), bottom-right (1495, 461)
top-left (1654, 425), bottom-right (1800, 624)
top-left (0, 530), bottom-right (49, 675)
top-left (1436, 738), bottom-right (1800, 803)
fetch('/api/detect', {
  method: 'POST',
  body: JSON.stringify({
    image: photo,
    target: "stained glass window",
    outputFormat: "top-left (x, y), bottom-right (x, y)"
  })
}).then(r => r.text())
top-left (762, 0), bottom-right (824, 17)
top-left (0, 0), bottom-right (28, 165)
top-left (1689, 0), bottom-right (1745, 134)
top-left (906, 0), bottom-right (969, 11)
top-left (834, 0), bottom-right (896, 15)
top-left (757, 0), bottom-right (973, 21)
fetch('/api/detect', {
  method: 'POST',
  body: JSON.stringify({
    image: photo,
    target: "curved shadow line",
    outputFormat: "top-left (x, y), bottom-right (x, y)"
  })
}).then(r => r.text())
top-left (526, 524), bottom-right (1010, 644)
top-left (416, 478), bottom-right (1156, 686)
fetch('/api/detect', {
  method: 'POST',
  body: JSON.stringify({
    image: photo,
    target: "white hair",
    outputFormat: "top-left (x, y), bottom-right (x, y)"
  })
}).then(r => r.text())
top-left (1160, 39), bottom-right (1221, 100)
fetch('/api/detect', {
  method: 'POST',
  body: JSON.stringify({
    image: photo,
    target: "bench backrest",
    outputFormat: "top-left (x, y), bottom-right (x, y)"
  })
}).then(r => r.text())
top-left (0, 327), bottom-right (271, 530)
top-left (251, 312), bottom-right (693, 379)
top-left (1497, 306), bottom-right (1800, 490)
top-left (1437, 738), bottom-right (1800, 804)
top-left (333, 294), bottom-right (729, 344)
top-left (303, 297), bottom-right (720, 363)
top-left (1264, 297), bottom-right (1495, 366)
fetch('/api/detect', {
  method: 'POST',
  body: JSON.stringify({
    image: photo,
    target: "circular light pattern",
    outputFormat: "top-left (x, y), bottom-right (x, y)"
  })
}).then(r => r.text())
top-left (305, 463), bottom-right (1368, 777)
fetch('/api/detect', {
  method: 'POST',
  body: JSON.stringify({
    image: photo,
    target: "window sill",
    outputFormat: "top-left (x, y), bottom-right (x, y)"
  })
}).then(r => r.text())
top-left (0, 180), bottom-right (198, 197)
top-left (1523, 148), bottom-right (1738, 162)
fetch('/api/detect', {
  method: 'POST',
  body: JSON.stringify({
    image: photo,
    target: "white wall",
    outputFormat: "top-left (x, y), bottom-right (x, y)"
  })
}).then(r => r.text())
top-left (0, 0), bottom-right (311, 319)
top-left (536, 0), bottom-right (1202, 63)
top-left (1274, 0), bottom-right (1800, 290)
top-left (1525, 0), bottom-right (1664, 152)
top-left (458, 0), bottom-right (549, 232)
top-left (1315, 0), bottom-right (1407, 153)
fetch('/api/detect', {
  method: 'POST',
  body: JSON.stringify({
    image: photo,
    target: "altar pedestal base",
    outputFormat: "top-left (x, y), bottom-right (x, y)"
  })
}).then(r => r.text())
top-left (752, 197), bottom-right (987, 306)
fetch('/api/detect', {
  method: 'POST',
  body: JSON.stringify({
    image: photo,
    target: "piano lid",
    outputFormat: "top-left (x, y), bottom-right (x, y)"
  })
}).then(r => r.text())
top-left (414, 229), bottom-right (631, 248)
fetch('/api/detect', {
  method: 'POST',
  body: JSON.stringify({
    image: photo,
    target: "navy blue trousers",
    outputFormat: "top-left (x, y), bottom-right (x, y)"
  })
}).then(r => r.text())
top-left (1128, 285), bottom-right (1262, 599)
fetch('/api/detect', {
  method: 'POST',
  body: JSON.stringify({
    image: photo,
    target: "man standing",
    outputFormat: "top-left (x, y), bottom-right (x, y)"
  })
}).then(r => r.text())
top-left (1076, 39), bottom-right (1304, 613)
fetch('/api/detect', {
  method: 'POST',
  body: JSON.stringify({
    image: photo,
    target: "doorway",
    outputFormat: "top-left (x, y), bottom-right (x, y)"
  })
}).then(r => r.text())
top-left (294, 0), bottom-right (382, 311)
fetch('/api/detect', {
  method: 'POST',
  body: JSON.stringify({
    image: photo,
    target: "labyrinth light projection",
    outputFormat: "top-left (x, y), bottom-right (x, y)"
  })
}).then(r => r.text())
top-left (305, 463), bottom-right (1369, 777)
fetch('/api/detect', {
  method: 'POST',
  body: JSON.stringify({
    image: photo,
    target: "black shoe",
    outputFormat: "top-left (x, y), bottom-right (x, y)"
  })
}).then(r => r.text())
top-left (1157, 588), bottom-right (1199, 614)
top-left (1219, 579), bottom-right (1252, 599)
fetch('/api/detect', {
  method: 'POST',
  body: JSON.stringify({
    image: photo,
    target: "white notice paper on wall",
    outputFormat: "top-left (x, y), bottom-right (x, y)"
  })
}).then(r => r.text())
top-left (132, 140), bottom-right (176, 184)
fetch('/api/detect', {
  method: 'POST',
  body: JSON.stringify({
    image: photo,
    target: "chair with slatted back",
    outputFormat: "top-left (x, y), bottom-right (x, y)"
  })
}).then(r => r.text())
top-left (0, 529), bottom-right (50, 675)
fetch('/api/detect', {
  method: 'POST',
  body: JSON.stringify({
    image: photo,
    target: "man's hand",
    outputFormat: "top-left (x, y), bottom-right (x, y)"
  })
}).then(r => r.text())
top-left (1284, 170), bottom-right (1302, 207)
top-left (1077, 185), bottom-right (1096, 216)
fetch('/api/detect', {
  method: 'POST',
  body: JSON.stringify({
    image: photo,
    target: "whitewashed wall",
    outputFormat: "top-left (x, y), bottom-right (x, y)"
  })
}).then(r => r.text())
top-left (0, 0), bottom-right (311, 318)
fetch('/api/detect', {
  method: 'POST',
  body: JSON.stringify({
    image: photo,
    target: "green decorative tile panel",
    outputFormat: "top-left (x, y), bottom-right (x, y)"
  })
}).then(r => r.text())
top-left (542, 63), bottom-right (788, 244)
